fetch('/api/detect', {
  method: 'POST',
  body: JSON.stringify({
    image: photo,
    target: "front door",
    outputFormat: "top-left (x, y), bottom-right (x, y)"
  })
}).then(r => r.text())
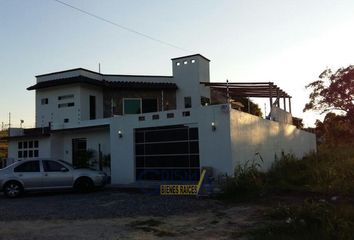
top-left (72, 138), bottom-right (87, 168)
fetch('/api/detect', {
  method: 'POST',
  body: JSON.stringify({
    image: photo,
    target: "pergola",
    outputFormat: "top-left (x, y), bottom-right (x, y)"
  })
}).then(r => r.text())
top-left (201, 81), bottom-right (292, 113)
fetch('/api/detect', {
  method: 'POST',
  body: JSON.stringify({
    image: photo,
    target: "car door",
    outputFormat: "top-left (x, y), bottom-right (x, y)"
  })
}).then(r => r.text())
top-left (42, 160), bottom-right (73, 188)
top-left (13, 160), bottom-right (43, 189)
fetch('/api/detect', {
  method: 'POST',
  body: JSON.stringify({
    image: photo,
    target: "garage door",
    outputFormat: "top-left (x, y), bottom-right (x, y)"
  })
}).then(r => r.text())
top-left (135, 125), bottom-right (200, 181)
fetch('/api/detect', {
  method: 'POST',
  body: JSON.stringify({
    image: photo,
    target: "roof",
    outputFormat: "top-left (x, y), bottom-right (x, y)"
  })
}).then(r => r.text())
top-left (201, 82), bottom-right (291, 98)
top-left (35, 67), bottom-right (173, 78)
top-left (171, 54), bottom-right (210, 62)
top-left (27, 76), bottom-right (178, 91)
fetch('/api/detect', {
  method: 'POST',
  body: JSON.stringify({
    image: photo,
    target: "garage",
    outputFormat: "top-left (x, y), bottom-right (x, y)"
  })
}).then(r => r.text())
top-left (135, 125), bottom-right (200, 181)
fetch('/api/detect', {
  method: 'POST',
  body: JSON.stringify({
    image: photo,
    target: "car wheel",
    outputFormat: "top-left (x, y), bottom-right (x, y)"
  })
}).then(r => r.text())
top-left (3, 181), bottom-right (23, 198)
top-left (74, 177), bottom-right (94, 193)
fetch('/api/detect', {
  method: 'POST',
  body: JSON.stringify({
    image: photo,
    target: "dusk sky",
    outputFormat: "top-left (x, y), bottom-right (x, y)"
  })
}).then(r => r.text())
top-left (1, 0), bottom-right (354, 128)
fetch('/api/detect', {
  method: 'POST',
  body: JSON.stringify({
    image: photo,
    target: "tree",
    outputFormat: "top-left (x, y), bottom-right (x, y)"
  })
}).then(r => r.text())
top-left (304, 65), bottom-right (354, 121)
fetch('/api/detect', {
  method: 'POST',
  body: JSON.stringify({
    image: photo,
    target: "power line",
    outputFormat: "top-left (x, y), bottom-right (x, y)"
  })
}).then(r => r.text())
top-left (52, 0), bottom-right (191, 52)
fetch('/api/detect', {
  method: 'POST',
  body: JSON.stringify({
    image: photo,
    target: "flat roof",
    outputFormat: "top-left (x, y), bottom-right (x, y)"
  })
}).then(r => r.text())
top-left (171, 54), bottom-right (210, 62)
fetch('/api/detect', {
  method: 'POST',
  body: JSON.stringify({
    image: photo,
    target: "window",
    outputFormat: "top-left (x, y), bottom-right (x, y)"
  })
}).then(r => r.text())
top-left (123, 99), bottom-right (141, 114)
top-left (123, 98), bottom-right (158, 114)
top-left (89, 95), bottom-right (96, 120)
top-left (64, 118), bottom-right (69, 123)
top-left (41, 98), bottom-right (48, 105)
top-left (184, 97), bottom-right (192, 108)
top-left (43, 160), bottom-right (68, 172)
top-left (58, 94), bottom-right (74, 100)
top-left (17, 140), bottom-right (39, 159)
top-left (58, 102), bottom-right (75, 108)
top-left (142, 99), bottom-right (158, 113)
top-left (14, 161), bottom-right (40, 172)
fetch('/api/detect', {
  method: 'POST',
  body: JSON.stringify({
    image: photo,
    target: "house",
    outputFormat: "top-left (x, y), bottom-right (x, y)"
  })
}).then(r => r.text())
top-left (6, 54), bottom-right (316, 184)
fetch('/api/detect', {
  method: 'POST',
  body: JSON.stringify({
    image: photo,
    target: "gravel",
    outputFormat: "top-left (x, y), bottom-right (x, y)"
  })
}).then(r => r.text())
top-left (0, 189), bottom-right (221, 221)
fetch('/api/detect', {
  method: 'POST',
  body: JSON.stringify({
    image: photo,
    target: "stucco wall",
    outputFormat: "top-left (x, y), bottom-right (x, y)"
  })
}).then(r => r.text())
top-left (109, 105), bottom-right (232, 184)
top-left (230, 109), bottom-right (316, 173)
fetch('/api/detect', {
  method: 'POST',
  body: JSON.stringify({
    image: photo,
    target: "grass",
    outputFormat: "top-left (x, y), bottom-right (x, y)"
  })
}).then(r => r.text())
top-left (220, 144), bottom-right (354, 239)
top-left (248, 200), bottom-right (354, 240)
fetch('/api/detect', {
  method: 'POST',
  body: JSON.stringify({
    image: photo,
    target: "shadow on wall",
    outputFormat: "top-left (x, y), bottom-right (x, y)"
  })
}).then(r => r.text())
top-left (229, 109), bottom-right (316, 172)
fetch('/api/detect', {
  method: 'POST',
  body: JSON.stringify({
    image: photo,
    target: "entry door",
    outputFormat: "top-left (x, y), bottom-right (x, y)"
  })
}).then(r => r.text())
top-left (72, 138), bottom-right (87, 168)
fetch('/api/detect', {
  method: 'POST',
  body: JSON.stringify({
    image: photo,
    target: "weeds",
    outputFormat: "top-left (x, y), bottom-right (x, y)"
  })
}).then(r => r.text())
top-left (248, 199), bottom-right (354, 240)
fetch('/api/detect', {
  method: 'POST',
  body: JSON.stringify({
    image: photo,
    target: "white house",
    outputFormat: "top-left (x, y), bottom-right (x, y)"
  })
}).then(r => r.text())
top-left (6, 54), bottom-right (316, 184)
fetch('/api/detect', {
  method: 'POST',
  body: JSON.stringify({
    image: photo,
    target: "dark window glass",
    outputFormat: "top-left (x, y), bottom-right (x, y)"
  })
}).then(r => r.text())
top-left (14, 161), bottom-right (40, 172)
top-left (124, 99), bottom-right (141, 114)
top-left (34, 150), bottom-right (39, 157)
top-left (29, 150), bottom-right (33, 158)
top-left (29, 141), bottom-right (33, 148)
top-left (23, 141), bottom-right (28, 149)
top-left (144, 128), bottom-right (188, 142)
top-left (34, 141), bottom-right (39, 148)
top-left (166, 113), bottom-right (174, 118)
top-left (18, 142), bottom-right (22, 149)
top-left (58, 94), bottom-right (74, 100)
top-left (152, 114), bottom-right (159, 120)
top-left (145, 142), bottom-right (189, 155)
top-left (18, 151), bottom-right (22, 158)
top-left (136, 157), bottom-right (144, 168)
top-left (135, 144), bottom-right (145, 155)
top-left (64, 118), bottom-right (69, 123)
top-left (189, 128), bottom-right (199, 140)
top-left (184, 97), bottom-right (192, 108)
top-left (135, 132), bottom-right (144, 143)
top-left (189, 142), bottom-right (199, 154)
top-left (142, 99), bottom-right (158, 113)
top-left (89, 95), bottom-right (96, 120)
top-left (23, 151), bottom-right (28, 158)
top-left (43, 160), bottom-right (67, 172)
top-left (41, 98), bottom-right (48, 105)
top-left (182, 111), bottom-right (190, 117)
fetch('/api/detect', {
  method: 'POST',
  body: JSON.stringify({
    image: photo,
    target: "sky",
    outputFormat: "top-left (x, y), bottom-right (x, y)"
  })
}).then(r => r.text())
top-left (1, 0), bottom-right (354, 128)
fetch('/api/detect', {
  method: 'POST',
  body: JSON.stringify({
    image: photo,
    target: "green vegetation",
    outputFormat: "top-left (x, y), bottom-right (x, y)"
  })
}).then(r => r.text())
top-left (249, 200), bottom-right (354, 240)
top-left (220, 145), bottom-right (354, 239)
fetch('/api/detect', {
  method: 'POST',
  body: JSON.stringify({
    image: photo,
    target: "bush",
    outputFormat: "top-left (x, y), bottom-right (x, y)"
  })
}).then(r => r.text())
top-left (220, 157), bottom-right (266, 201)
top-left (249, 199), bottom-right (354, 240)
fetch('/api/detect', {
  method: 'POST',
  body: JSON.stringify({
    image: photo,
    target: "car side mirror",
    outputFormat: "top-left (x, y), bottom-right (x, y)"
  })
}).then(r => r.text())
top-left (61, 167), bottom-right (68, 172)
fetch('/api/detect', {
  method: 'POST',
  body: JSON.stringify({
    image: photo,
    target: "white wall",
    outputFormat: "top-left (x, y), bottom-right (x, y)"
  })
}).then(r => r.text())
top-left (109, 105), bottom-right (233, 184)
top-left (79, 85), bottom-right (103, 121)
top-left (8, 137), bottom-right (51, 160)
top-left (53, 129), bottom-right (110, 164)
top-left (172, 55), bottom-right (211, 110)
top-left (36, 85), bottom-right (81, 127)
top-left (230, 109), bottom-right (316, 172)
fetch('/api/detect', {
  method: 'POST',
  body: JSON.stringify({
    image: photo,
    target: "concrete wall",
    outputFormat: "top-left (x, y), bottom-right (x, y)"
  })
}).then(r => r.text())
top-left (52, 128), bottom-right (110, 164)
top-left (172, 55), bottom-right (211, 110)
top-left (36, 85), bottom-right (81, 127)
top-left (8, 137), bottom-right (51, 160)
top-left (109, 105), bottom-right (232, 184)
top-left (230, 109), bottom-right (316, 173)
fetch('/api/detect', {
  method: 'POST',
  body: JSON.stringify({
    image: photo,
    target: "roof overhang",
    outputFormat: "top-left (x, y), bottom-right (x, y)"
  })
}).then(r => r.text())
top-left (27, 76), bottom-right (178, 91)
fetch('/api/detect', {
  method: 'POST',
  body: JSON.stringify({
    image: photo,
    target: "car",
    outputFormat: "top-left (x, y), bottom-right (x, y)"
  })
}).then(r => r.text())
top-left (0, 159), bottom-right (107, 198)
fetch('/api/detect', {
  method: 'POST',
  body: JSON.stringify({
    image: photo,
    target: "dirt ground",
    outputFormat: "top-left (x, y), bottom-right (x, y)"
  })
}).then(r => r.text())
top-left (0, 195), bottom-right (265, 240)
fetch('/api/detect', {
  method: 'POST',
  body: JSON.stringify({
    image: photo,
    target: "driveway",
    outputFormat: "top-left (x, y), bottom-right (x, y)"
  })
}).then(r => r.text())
top-left (0, 190), bottom-right (264, 239)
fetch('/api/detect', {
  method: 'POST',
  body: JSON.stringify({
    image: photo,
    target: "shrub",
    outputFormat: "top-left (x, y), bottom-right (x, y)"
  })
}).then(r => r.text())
top-left (248, 199), bottom-right (354, 240)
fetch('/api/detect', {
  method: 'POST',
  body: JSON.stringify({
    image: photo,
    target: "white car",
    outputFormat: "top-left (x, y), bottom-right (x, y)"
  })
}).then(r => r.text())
top-left (0, 159), bottom-right (107, 198)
